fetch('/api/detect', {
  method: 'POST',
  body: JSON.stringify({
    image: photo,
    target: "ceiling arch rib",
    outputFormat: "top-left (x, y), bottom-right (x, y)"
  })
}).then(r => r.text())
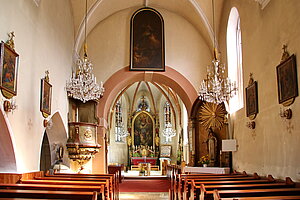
top-left (73, 0), bottom-right (218, 56)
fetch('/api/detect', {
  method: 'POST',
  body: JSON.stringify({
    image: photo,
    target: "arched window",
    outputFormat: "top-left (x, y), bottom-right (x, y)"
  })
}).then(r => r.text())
top-left (227, 7), bottom-right (243, 113)
top-left (115, 99), bottom-right (127, 142)
top-left (164, 101), bottom-right (171, 125)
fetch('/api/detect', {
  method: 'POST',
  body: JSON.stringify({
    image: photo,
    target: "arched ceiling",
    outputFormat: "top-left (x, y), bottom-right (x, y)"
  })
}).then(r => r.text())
top-left (69, 0), bottom-right (225, 55)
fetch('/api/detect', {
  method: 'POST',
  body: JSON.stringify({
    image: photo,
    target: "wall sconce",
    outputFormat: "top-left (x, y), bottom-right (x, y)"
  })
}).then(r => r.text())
top-left (246, 121), bottom-right (256, 129)
top-left (43, 118), bottom-right (53, 129)
top-left (3, 99), bottom-right (17, 112)
top-left (280, 107), bottom-right (292, 119)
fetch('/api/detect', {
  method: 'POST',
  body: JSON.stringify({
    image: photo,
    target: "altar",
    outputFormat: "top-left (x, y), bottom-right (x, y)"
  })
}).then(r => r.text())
top-left (131, 157), bottom-right (158, 165)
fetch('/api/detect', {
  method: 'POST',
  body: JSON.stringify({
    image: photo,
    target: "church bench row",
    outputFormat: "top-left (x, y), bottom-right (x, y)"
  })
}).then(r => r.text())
top-left (172, 172), bottom-right (250, 200)
top-left (0, 183), bottom-right (105, 199)
top-left (49, 171), bottom-right (119, 199)
top-left (21, 177), bottom-right (113, 200)
top-left (0, 189), bottom-right (98, 200)
top-left (212, 188), bottom-right (300, 200)
top-left (0, 171), bottom-right (119, 200)
top-left (186, 175), bottom-right (300, 200)
top-left (46, 171), bottom-right (120, 199)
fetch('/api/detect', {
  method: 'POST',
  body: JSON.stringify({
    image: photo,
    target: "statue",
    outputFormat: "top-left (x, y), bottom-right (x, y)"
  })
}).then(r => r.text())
top-left (127, 135), bottom-right (132, 147)
top-left (206, 128), bottom-right (217, 166)
top-left (155, 133), bottom-right (160, 146)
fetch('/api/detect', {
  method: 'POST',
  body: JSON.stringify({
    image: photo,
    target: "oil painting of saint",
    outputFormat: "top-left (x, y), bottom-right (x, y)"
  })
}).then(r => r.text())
top-left (0, 42), bottom-right (19, 96)
top-left (133, 112), bottom-right (154, 146)
top-left (130, 7), bottom-right (165, 71)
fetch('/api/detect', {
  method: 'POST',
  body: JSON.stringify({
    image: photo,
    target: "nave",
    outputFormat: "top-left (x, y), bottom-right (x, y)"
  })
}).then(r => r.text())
top-left (0, 166), bottom-right (300, 200)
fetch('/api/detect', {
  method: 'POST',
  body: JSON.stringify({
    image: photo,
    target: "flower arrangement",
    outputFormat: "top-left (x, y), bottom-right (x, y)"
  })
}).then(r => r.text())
top-left (198, 155), bottom-right (209, 166)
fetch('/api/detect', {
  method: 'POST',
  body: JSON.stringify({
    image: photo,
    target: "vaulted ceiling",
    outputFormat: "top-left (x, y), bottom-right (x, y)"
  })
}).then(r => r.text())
top-left (69, 0), bottom-right (225, 54)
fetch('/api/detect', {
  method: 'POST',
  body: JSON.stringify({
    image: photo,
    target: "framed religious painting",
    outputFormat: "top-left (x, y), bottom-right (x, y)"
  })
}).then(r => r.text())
top-left (130, 7), bottom-right (165, 71)
top-left (276, 54), bottom-right (298, 106)
top-left (246, 80), bottom-right (258, 119)
top-left (40, 74), bottom-right (52, 118)
top-left (160, 145), bottom-right (171, 157)
top-left (0, 41), bottom-right (19, 99)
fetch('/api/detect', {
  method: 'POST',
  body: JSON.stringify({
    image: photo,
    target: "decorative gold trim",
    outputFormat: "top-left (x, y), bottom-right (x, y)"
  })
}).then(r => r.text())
top-left (199, 102), bottom-right (227, 130)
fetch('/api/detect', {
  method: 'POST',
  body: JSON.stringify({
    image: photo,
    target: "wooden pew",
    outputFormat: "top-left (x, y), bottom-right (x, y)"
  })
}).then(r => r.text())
top-left (197, 178), bottom-right (296, 200)
top-left (212, 188), bottom-right (300, 200)
top-left (0, 183), bottom-right (105, 200)
top-left (47, 172), bottom-right (118, 200)
top-left (20, 179), bottom-right (110, 200)
top-left (34, 176), bottom-right (114, 200)
top-left (0, 189), bottom-right (97, 200)
top-left (178, 172), bottom-right (259, 200)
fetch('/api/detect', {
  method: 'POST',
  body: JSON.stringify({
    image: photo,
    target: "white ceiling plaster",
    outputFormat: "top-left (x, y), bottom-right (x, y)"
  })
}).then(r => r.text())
top-left (71, 0), bottom-right (223, 56)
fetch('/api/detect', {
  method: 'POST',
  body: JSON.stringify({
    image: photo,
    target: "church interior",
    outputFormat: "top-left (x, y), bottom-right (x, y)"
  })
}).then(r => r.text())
top-left (1, 0), bottom-right (300, 199)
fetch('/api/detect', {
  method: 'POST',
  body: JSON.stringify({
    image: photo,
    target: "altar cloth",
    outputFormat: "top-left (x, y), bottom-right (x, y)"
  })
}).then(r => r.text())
top-left (131, 157), bottom-right (158, 165)
top-left (183, 166), bottom-right (230, 174)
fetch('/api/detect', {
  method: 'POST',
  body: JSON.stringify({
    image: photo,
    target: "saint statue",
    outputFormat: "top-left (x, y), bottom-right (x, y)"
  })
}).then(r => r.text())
top-left (155, 133), bottom-right (160, 147)
top-left (206, 128), bottom-right (217, 166)
top-left (127, 135), bottom-right (132, 147)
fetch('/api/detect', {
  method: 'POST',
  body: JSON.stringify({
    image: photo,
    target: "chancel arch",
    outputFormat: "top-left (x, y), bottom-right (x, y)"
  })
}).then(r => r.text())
top-left (96, 65), bottom-right (198, 172)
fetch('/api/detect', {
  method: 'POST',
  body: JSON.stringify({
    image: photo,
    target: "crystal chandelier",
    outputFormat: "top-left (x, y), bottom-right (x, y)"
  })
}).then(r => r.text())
top-left (162, 99), bottom-right (176, 142)
top-left (66, 0), bottom-right (104, 103)
top-left (198, 0), bottom-right (237, 104)
top-left (116, 122), bottom-right (129, 138)
top-left (162, 122), bottom-right (176, 143)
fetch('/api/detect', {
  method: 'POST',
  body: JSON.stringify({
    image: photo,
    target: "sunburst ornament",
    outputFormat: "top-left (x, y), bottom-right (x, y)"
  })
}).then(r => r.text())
top-left (199, 102), bottom-right (227, 130)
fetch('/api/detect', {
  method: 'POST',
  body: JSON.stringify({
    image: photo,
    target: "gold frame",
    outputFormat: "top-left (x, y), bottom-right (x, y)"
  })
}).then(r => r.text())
top-left (0, 41), bottom-right (19, 99)
top-left (131, 111), bottom-right (155, 147)
top-left (40, 78), bottom-right (52, 118)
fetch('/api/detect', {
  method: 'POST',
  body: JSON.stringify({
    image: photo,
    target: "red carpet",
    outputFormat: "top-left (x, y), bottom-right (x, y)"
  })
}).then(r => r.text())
top-left (119, 178), bottom-right (171, 192)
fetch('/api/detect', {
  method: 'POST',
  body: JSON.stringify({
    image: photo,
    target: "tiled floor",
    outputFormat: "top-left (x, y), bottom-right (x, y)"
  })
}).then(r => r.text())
top-left (119, 192), bottom-right (169, 200)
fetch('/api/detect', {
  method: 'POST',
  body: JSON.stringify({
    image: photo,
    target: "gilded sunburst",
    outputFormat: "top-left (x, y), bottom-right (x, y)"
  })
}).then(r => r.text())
top-left (199, 102), bottom-right (227, 130)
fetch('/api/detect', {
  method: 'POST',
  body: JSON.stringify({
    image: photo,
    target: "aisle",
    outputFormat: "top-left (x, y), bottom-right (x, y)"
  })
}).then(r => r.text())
top-left (119, 174), bottom-right (170, 200)
top-left (119, 192), bottom-right (169, 200)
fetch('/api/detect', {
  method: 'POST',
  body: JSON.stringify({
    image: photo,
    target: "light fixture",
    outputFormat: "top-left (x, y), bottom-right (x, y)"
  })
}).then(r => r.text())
top-left (66, 0), bottom-right (104, 103)
top-left (115, 98), bottom-right (129, 139)
top-left (162, 121), bottom-right (176, 143)
top-left (162, 89), bottom-right (176, 142)
top-left (198, 0), bottom-right (237, 104)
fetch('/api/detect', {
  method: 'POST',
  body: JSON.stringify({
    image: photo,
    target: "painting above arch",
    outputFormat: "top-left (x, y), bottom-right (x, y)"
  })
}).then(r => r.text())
top-left (130, 7), bottom-right (165, 71)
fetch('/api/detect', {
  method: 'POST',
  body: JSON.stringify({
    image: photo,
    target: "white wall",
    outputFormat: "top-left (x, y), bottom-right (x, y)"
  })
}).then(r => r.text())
top-left (86, 7), bottom-right (212, 90)
top-left (219, 0), bottom-right (300, 181)
top-left (0, 0), bottom-right (74, 172)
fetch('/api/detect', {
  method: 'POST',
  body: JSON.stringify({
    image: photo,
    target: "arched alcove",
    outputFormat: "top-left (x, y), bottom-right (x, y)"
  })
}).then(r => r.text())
top-left (39, 111), bottom-right (69, 171)
top-left (40, 131), bottom-right (51, 172)
top-left (0, 109), bottom-right (17, 172)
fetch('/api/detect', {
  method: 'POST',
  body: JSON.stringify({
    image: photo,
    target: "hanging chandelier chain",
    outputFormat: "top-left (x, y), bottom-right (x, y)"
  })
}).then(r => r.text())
top-left (198, 0), bottom-right (237, 105)
top-left (66, 0), bottom-right (104, 103)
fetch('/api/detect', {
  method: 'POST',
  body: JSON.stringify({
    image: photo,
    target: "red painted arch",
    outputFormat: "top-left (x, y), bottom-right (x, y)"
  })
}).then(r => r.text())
top-left (98, 66), bottom-right (198, 123)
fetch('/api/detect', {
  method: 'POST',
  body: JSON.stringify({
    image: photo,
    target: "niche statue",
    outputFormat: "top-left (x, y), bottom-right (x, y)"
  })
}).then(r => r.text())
top-left (206, 128), bottom-right (217, 166)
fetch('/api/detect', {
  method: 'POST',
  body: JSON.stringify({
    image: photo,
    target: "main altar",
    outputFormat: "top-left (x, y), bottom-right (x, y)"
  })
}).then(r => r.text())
top-left (127, 108), bottom-right (161, 171)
